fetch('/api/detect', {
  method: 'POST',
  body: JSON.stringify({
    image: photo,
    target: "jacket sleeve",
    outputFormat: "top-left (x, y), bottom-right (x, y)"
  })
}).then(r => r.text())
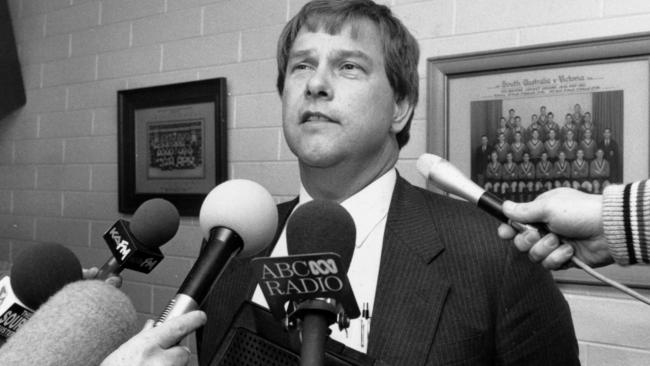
top-left (603, 180), bottom-right (650, 265)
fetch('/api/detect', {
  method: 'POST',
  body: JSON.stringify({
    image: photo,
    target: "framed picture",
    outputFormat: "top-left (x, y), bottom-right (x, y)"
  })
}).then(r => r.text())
top-left (427, 33), bottom-right (650, 288)
top-left (118, 78), bottom-right (227, 216)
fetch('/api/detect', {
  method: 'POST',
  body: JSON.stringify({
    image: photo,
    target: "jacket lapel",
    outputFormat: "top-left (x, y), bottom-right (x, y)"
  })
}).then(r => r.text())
top-left (367, 177), bottom-right (451, 366)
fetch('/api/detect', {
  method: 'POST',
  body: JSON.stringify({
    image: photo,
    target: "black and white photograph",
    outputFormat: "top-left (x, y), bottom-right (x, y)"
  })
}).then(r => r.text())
top-left (5, 1), bottom-right (650, 365)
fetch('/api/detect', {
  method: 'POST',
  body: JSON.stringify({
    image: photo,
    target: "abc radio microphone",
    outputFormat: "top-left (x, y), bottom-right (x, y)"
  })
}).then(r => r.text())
top-left (252, 200), bottom-right (359, 366)
top-left (0, 280), bottom-right (138, 366)
top-left (97, 198), bottom-right (180, 279)
top-left (155, 179), bottom-right (278, 325)
top-left (0, 242), bottom-right (82, 345)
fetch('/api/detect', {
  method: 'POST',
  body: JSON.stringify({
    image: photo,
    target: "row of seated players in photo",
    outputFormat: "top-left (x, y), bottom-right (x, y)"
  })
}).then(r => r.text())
top-left (479, 128), bottom-right (618, 164)
top-left (483, 149), bottom-right (611, 199)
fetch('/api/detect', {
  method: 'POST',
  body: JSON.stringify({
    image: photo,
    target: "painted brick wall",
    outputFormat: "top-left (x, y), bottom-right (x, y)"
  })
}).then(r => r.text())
top-left (2, 0), bottom-right (650, 364)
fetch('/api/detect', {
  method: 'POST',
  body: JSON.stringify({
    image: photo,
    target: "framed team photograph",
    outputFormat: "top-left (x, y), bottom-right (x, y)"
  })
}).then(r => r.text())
top-left (427, 33), bottom-right (650, 288)
top-left (118, 78), bottom-right (227, 216)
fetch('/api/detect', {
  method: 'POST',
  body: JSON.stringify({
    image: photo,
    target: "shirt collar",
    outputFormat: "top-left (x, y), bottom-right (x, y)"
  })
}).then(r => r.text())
top-left (297, 169), bottom-right (397, 247)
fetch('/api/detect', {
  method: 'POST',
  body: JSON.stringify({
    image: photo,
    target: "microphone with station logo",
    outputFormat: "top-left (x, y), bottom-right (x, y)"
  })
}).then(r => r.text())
top-left (0, 242), bottom-right (82, 345)
top-left (155, 179), bottom-right (278, 326)
top-left (252, 199), bottom-right (359, 366)
top-left (97, 198), bottom-right (180, 280)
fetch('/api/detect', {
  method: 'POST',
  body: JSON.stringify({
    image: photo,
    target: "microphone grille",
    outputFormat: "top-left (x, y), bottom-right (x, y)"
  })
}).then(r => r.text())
top-left (10, 242), bottom-right (82, 310)
top-left (286, 200), bottom-right (356, 273)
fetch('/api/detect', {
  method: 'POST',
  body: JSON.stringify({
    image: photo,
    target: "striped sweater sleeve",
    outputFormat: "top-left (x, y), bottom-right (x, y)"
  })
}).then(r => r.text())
top-left (602, 180), bottom-right (650, 265)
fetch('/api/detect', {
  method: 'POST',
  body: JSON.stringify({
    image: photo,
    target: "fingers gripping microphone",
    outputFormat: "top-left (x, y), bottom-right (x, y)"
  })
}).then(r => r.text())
top-left (155, 179), bottom-right (278, 325)
top-left (416, 153), bottom-right (650, 305)
top-left (0, 280), bottom-right (138, 366)
top-left (97, 198), bottom-right (180, 279)
top-left (0, 242), bottom-right (82, 344)
top-left (286, 200), bottom-right (358, 366)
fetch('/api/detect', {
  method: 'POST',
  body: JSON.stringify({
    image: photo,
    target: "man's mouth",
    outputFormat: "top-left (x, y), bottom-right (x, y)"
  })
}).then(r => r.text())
top-left (301, 111), bottom-right (336, 124)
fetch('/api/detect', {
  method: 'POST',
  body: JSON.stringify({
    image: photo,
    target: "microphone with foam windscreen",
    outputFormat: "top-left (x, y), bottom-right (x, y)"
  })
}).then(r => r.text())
top-left (416, 153), bottom-right (650, 305)
top-left (0, 242), bottom-right (82, 344)
top-left (97, 198), bottom-right (180, 279)
top-left (0, 280), bottom-right (138, 366)
top-left (155, 179), bottom-right (278, 325)
top-left (252, 200), bottom-right (359, 366)
top-left (286, 200), bottom-right (359, 366)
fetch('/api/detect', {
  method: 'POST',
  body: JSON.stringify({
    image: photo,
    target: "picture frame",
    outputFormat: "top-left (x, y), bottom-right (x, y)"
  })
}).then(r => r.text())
top-left (426, 33), bottom-right (650, 288)
top-left (118, 78), bottom-right (227, 217)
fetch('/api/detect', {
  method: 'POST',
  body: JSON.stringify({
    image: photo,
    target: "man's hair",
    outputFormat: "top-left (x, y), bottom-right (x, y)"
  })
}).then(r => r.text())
top-left (276, 0), bottom-right (419, 148)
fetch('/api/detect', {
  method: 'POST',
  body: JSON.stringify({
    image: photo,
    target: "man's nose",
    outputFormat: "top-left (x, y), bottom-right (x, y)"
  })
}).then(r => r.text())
top-left (305, 67), bottom-right (333, 99)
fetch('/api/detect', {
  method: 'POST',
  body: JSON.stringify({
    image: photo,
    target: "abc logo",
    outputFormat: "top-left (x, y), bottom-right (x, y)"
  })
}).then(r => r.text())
top-left (308, 259), bottom-right (338, 276)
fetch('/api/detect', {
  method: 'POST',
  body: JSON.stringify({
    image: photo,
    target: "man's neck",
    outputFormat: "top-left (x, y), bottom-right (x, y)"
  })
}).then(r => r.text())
top-left (299, 155), bottom-right (398, 203)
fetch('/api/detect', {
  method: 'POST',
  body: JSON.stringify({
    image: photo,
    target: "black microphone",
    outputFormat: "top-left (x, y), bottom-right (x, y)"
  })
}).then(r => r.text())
top-left (0, 280), bottom-right (138, 366)
top-left (155, 179), bottom-right (278, 325)
top-left (285, 200), bottom-right (358, 366)
top-left (0, 242), bottom-right (82, 345)
top-left (97, 198), bottom-right (180, 279)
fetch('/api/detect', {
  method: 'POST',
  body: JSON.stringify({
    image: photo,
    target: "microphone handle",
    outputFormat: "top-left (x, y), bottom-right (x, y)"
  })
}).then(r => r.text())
top-left (300, 312), bottom-right (328, 366)
top-left (96, 257), bottom-right (122, 280)
top-left (156, 227), bottom-right (242, 325)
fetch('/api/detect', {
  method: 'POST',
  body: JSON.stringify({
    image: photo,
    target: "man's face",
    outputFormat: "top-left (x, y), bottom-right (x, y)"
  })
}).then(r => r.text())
top-left (281, 21), bottom-right (403, 169)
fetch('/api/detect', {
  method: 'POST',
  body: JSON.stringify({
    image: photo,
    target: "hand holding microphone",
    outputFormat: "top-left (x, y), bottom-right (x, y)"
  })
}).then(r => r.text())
top-left (416, 153), bottom-right (650, 305)
top-left (497, 188), bottom-right (613, 269)
top-left (101, 311), bottom-right (206, 366)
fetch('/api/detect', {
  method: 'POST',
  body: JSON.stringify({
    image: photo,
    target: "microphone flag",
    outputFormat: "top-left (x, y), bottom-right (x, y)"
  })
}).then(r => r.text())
top-left (0, 277), bottom-right (33, 344)
top-left (251, 253), bottom-right (360, 323)
top-left (102, 219), bottom-right (164, 274)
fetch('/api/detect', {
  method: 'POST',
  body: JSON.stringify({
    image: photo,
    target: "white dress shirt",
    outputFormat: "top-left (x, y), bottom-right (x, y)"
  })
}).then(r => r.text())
top-left (252, 169), bottom-right (397, 353)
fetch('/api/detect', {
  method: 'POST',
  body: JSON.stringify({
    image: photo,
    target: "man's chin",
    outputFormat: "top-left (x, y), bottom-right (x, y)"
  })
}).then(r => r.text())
top-left (296, 152), bottom-right (342, 170)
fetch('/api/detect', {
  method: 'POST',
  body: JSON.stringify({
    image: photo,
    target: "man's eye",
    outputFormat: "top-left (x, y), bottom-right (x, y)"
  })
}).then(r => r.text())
top-left (341, 63), bottom-right (359, 71)
top-left (292, 63), bottom-right (312, 71)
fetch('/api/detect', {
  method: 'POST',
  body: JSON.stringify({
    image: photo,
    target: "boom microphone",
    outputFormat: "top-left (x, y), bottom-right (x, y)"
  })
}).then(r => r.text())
top-left (286, 200), bottom-right (358, 366)
top-left (0, 280), bottom-right (138, 366)
top-left (156, 179), bottom-right (278, 325)
top-left (97, 198), bottom-right (180, 279)
top-left (416, 153), bottom-right (650, 305)
top-left (0, 242), bottom-right (82, 344)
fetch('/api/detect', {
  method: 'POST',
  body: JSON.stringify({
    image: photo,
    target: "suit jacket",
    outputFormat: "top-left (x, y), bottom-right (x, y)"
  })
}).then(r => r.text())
top-left (197, 176), bottom-right (579, 366)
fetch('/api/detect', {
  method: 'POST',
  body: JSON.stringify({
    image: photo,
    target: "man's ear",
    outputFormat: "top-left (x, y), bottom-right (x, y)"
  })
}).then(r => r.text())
top-left (391, 99), bottom-right (414, 134)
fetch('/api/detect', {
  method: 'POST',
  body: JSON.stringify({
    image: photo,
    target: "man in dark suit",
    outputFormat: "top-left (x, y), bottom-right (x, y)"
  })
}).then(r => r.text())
top-left (599, 128), bottom-right (621, 183)
top-left (197, 1), bottom-right (579, 365)
top-left (473, 135), bottom-right (494, 186)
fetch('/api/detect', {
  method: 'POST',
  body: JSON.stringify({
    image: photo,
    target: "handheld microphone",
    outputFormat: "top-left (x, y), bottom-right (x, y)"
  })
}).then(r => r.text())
top-left (0, 280), bottom-right (138, 366)
top-left (155, 179), bottom-right (278, 325)
top-left (97, 198), bottom-right (180, 279)
top-left (0, 242), bottom-right (82, 344)
top-left (285, 200), bottom-right (358, 366)
top-left (416, 153), bottom-right (650, 306)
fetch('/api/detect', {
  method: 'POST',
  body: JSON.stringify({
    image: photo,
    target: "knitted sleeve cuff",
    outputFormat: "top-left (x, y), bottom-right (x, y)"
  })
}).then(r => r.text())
top-left (602, 181), bottom-right (650, 265)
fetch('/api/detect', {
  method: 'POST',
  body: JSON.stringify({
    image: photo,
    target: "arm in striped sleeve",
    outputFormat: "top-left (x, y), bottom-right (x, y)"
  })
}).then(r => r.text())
top-left (603, 180), bottom-right (650, 265)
